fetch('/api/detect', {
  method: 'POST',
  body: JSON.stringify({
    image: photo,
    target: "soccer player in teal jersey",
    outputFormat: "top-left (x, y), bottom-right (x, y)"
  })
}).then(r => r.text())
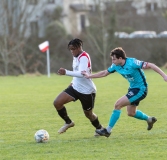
top-left (82, 47), bottom-right (167, 137)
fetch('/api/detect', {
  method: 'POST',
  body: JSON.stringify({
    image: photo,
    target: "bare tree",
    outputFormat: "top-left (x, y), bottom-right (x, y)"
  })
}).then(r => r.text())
top-left (82, 0), bottom-right (117, 70)
top-left (43, 6), bottom-right (73, 71)
top-left (0, 0), bottom-right (46, 75)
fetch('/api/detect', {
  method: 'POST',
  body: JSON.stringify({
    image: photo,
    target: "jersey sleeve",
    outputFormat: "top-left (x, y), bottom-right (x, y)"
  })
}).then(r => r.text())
top-left (132, 58), bottom-right (144, 69)
top-left (66, 70), bottom-right (83, 77)
top-left (107, 64), bottom-right (116, 73)
top-left (65, 56), bottom-right (88, 77)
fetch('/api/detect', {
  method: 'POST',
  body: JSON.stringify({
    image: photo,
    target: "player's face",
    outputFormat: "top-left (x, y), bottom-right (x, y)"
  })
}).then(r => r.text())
top-left (68, 45), bottom-right (81, 57)
top-left (111, 55), bottom-right (123, 65)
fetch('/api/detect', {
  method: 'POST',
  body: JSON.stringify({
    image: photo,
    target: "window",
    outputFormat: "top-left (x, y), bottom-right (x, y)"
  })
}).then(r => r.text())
top-left (48, 0), bottom-right (55, 4)
top-left (146, 2), bottom-right (157, 11)
top-left (29, 0), bottom-right (38, 5)
top-left (89, 5), bottom-right (95, 12)
top-left (30, 21), bottom-right (38, 36)
top-left (80, 15), bottom-right (85, 31)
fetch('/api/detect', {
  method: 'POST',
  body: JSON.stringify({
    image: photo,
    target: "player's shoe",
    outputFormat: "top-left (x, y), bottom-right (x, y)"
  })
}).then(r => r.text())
top-left (58, 121), bottom-right (75, 134)
top-left (147, 117), bottom-right (157, 130)
top-left (95, 128), bottom-right (111, 138)
top-left (94, 126), bottom-right (104, 137)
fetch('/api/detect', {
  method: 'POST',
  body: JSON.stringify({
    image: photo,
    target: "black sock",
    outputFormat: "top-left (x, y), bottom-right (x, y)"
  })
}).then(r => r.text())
top-left (91, 117), bottom-right (102, 129)
top-left (57, 107), bottom-right (72, 124)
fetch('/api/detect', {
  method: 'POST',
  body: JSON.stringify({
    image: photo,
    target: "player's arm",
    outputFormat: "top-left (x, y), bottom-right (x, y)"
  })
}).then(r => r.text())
top-left (57, 67), bottom-right (84, 77)
top-left (142, 62), bottom-right (167, 81)
top-left (57, 56), bottom-right (88, 78)
top-left (82, 70), bottom-right (110, 79)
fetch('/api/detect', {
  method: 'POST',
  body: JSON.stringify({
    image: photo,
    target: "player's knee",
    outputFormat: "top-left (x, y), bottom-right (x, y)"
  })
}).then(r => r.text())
top-left (53, 99), bottom-right (61, 109)
top-left (84, 111), bottom-right (94, 120)
top-left (114, 102), bottom-right (122, 110)
top-left (84, 112), bottom-right (91, 118)
top-left (53, 100), bottom-right (57, 108)
top-left (127, 112), bottom-right (135, 117)
top-left (85, 114), bottom-right (90, 119)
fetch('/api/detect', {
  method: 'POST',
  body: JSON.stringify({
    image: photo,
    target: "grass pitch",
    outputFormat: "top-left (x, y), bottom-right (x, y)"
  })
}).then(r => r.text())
top-left (1, 70), bottom-right (167, 160)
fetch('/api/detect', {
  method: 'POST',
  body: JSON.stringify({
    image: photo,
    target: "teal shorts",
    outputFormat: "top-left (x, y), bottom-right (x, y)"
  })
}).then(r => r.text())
top-left (126, 88), bottom-right (147, 106)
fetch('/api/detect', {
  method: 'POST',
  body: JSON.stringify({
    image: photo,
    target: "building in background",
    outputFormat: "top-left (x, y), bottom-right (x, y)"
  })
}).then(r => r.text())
top-left (131, 0), bottom-right (167, 15)
top-left (0, 0), bottom-right (167, 38)
top-left (28, 0), bottom-right (96, 37)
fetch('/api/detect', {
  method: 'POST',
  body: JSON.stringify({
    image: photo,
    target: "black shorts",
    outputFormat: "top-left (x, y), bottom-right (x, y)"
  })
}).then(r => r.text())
top-left (64, 86), bottom-right (96, 111)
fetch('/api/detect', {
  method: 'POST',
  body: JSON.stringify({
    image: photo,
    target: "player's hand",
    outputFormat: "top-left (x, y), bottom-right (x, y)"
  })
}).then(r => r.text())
top-left (81, 71), bottom-right (89, 78)
top-left (164, 75), bottom-right (167, 82)
top-left (57, 68), bottom-right (66, 75)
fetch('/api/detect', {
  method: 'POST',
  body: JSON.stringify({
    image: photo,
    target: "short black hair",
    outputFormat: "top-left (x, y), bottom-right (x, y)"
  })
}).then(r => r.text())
top-left (110, 47), bottom-right (126, 59)
top-left (68, 38), bottom-right (83, 49)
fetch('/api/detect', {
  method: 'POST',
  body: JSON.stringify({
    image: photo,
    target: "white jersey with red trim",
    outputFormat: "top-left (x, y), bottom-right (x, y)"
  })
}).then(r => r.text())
top-left (71, 51), bottom-right (96, 94)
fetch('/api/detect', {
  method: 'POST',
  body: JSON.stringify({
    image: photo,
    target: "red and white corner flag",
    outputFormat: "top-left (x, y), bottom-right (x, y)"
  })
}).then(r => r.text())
top-left (38, 41), bottom-right (49, 52)
top-left (38, 41), bottom-right (50, 77)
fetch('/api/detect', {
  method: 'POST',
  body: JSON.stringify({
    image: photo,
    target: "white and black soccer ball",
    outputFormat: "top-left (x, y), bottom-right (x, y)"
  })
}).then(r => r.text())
top-left (34, 129), bottom-right (49, 143)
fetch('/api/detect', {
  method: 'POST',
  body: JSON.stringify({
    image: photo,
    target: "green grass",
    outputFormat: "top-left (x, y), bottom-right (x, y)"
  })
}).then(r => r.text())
top-left (1, 70), bottom-right (167, 160)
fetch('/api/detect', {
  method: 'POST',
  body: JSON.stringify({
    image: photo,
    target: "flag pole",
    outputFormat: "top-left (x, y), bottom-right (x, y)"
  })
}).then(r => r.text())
top-left (46, 48), bottom-right (50, 78)
top-left (38, 41), bottom-right (50, 78)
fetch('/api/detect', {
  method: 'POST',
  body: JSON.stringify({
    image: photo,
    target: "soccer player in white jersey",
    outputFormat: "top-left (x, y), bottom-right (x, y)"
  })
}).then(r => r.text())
top-left (82, 47), bottom-right (167, 137)
top-left (53, 38), bottom-right (103, 135)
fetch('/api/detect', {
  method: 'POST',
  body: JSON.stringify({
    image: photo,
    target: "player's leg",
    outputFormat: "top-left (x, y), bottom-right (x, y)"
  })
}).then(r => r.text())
top-left (127, 104), bottom-right (157, 130)
top-left (53, 86), bottom-right (76, 134)
top-left (96, 95), bottom-right (130, 137)
top-left (126, 88), bottom-right (157, 130)
top-left (83, 110), bottom-right (102, 128)
top-left (84, 110), bottom-right (103, 136)
top-left (79, 92), bottom-right (103, 134)
top-left (127, 105), bottom-right (157, 130)
top-left (107, 88), bottom-right (147, 131)
top-left (127, 105), bottom-right (148, 120)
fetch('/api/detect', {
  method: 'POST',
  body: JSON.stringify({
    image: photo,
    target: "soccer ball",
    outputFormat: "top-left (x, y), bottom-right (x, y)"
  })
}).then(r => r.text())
top-left (34, 129), bottom-right (49, 143)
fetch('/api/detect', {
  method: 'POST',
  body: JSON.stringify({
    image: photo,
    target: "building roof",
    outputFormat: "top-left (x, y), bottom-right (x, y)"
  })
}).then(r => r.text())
top-left (70, 3), bottom-right (90, 12)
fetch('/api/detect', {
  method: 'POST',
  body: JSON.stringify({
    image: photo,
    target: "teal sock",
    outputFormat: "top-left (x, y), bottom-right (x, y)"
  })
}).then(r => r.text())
top-left (134, 110), bottom-right (148, 121)
top-left (108, 110), bottom-right (121, 128)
